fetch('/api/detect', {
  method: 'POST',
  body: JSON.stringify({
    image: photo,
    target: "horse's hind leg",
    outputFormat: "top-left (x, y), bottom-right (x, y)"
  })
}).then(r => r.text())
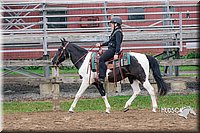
top-left (69, 80), bottom-right (89, 113)
top-left (124, 80), bottom-right (141, 112)
top-left (143, 80), bottom-right (157, 112)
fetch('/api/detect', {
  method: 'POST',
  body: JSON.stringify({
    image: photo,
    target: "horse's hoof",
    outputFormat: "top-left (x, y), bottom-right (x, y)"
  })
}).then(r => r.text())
top-left (68, 110), bottom-right (74, 113)
top-left (152, 108), bottom-right (157, 112)
top-left (124, 108), bottom-right (129, 112)
top-left (105, 111), bottom-right (110, 114)
top-left (105, 107), bottom-right (110, 114)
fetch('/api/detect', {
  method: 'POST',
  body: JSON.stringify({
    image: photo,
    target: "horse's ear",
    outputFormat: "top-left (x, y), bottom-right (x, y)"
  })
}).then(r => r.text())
top-left (63, 38), bottom-right (66, 42)
top-left (60, 38), bottom-right (69, 47)
top-left (60, 38), bottom-right (65, 47)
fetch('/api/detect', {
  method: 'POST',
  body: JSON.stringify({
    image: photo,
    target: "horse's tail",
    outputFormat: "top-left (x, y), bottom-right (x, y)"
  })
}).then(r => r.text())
top-left (146, 55), bottom-right (168, 96)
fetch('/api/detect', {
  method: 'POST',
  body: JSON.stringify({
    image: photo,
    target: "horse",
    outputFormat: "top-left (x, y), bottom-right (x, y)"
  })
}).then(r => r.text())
top-left (52, 38), bottom-right (168, 114)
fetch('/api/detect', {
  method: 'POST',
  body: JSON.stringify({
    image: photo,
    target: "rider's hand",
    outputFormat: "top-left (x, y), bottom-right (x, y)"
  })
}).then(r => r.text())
top-left (96, 43), bottom-right (101, 47)
top-left (114, 54), bottom-right (118, 60)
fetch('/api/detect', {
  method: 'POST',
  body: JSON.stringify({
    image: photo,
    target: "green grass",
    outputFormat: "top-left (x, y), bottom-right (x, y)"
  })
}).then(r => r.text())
top-left (178, 66), bottom-right (199, 71)
top-left (3, 101), bottom-right (53, 113)
top-left (3, 67), bottom-right (78, 75)
top-left (159, 66), bottom-right (199, 77)
top-left (59, 69), bottom-right (78, 74)
top-left (3, 94), bottom-right (198, 113)
top-left (3, 69), bottom-right (43, 75)
top-left (179, 74), bottom-right (199, 77)
top-left (160, 66), bottom-right (199, 71)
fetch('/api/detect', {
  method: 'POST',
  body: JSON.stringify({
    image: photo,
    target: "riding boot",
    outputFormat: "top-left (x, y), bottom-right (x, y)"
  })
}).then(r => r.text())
top-left (98, 78), bottom-right (104, 90)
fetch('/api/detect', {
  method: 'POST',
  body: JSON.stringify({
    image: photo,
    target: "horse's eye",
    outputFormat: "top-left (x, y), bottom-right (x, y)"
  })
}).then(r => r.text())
top-left (58, 47), bottom-right (62, 51)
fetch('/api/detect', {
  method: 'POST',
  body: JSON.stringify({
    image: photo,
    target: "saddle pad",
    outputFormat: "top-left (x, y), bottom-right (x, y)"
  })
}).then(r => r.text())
top-left (121, 52), bottom-right (131, 66)
top-left (91, 52), bottom-right (97, 72)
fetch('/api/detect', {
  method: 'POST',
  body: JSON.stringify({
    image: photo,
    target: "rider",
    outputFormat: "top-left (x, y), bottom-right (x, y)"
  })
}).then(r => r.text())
top-left (96, 16), bottom-right (123, 83)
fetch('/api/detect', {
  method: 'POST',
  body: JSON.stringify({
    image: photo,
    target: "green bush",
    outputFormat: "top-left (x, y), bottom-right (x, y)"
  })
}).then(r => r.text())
top-left (23, 66), bottom-right (43, 70)
top-left (180, 51), bottom-right (200, 59)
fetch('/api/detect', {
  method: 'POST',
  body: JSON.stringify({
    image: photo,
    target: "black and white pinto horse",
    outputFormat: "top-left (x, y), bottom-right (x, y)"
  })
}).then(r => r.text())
top-left (52, 38), bottom-right (168, 114)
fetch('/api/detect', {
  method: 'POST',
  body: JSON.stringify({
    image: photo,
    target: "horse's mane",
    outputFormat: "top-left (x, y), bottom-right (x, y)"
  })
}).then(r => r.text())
top-left (67, 43), bottom-right (88, 69)
top-left (69, 43), bottom-right (88, 54)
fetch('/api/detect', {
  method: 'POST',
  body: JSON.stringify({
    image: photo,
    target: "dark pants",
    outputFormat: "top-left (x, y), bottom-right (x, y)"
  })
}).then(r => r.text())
top-left (99, 48), bottom-right (115, 80)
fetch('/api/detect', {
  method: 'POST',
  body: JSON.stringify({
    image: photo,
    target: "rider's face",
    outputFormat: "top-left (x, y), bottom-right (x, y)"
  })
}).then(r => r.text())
top-left (110, 23), bottom-right (115, 30)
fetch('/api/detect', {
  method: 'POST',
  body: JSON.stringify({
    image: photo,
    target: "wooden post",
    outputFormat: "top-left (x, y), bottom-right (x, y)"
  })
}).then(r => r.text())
top-left (39, 80), bottom-right (61, 111)
top-left (174, 49), bottom-right (180, 76)
top-left (40, 67), bottom-right (62, 111)
top-left (51, 67), bottom-right (61, 111)
top-left (52, 83), bottom-right (60, 111)
top-left (52, 66), bottom-right (60, 78)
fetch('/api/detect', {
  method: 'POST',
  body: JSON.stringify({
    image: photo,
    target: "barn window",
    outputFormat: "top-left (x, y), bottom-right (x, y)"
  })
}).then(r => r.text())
top-left (80, 16), bottom-right (99, 28)
top-left (47, 11), bottom-right (66, 28)
top-left (128, 7), bottom-right (145, 20)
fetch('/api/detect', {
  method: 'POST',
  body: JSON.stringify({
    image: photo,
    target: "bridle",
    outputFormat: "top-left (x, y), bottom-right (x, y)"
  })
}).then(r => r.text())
top-left (55, 41), bottom-right (69, 66)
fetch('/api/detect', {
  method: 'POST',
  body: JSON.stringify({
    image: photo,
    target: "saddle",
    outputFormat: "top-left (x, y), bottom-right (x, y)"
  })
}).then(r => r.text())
top-left (90, 51), bottom-right (131, 72)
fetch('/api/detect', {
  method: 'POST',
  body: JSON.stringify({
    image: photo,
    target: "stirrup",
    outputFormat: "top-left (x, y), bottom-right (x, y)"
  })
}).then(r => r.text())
top-left (99, 78), bottom-right (104, 84)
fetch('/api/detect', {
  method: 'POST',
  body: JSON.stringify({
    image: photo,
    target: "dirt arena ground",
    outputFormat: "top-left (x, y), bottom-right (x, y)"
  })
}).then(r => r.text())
top-left (3, 109), bottom-right (199, 132)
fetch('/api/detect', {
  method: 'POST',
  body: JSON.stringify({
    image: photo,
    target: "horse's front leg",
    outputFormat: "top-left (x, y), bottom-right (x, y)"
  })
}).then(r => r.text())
top-left (93, 82), bottom-right (111, 114)
top-left (69, 80), bottom-right (89, 113)
top-left (102, 95), bottom-right (111, 114)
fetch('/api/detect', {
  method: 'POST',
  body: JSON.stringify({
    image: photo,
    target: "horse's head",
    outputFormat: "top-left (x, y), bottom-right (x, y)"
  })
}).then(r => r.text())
top-left (52, 38), bottom-right (70, 66)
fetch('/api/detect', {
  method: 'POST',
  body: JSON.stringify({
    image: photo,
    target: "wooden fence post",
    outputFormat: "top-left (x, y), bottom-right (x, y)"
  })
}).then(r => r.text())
top-left (39, 67), bottom-right (61, 111)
